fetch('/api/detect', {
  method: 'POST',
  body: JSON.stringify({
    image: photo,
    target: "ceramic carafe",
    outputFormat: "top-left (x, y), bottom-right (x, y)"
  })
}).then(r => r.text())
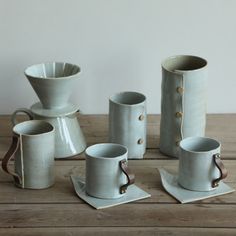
top-left (12, 102), bottom-right (86, 158)
top-left (160, 55), bottom-right (207, 158)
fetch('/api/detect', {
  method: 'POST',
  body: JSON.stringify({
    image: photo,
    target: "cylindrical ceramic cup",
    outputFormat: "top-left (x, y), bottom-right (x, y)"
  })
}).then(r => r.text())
top-left (178, 137), bottom-right (228, 191)
top-left (109, 91), bottom-right (146, 159)
top-left (2, 120), bottom-right (55, 189)
top-left (85, 143), bottom-right (135, 199)
top-left (160, 55), bottom-right (208, 158)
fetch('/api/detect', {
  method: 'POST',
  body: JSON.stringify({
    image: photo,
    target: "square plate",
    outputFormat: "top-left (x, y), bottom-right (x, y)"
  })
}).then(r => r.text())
top-left (159, 168), bottom-right (235, 203)
top-left (71, 176), bottom-right (151, 209)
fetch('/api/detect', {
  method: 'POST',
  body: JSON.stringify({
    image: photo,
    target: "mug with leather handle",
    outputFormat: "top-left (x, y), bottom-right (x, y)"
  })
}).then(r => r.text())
top-left (2, 120), bottom-right (55, 189)
top-left (85, 143), bottom-right (135, 199)
top-left (178, 137), bottom-right (228, 191)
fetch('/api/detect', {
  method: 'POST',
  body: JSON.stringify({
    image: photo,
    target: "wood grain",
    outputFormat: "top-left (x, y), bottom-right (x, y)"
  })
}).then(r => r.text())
top-left (0, 114), bottom-right (235, 234)
top-left (0, 227), bottom-right (235, 236)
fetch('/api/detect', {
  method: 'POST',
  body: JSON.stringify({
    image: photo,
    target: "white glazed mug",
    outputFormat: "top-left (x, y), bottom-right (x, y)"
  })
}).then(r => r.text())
top-left (85, 143), bottom-right (135, 199)
top-left (2, 120), bottom-right (55, 189)
top-left (178, 137), bottom-right (228, 191)
top-left (109, 91), bottom-right (146, 159)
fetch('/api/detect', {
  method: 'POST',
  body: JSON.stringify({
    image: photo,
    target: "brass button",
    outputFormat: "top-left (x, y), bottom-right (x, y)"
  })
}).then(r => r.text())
top-left (139, 114), bottom-right (145, 121)
top-left (175, 112), bottom-right (183, 118)
top-left (177, 87), bottom-right (184, 94)
top-left (138, 139), bottom-right (143, 145)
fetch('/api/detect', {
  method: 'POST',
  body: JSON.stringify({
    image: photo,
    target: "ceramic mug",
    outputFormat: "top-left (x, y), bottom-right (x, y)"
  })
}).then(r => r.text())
top-left (109, 91), bottom-right (146, 159)
top-left (2, 120), bottom-right (55, 189)
top-left (25, 62), bottom-right (81, 109)
top-left (178, 137), bottom-right (228, 191)
top-left (85, 143), bottom-right (135, 199)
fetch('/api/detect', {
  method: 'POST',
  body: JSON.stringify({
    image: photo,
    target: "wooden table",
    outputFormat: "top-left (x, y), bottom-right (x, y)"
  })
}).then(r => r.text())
top-left (0, 114), bottom-right (236, 235)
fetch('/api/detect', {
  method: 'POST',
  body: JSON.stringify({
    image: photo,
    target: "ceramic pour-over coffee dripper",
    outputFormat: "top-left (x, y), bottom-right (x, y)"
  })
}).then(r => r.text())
top-left (25, 62), bottom-right (81, 109)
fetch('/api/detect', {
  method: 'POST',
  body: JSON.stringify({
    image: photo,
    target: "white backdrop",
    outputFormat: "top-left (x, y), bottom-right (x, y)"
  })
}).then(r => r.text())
top-left (0, 0), bottom-right (235, 114)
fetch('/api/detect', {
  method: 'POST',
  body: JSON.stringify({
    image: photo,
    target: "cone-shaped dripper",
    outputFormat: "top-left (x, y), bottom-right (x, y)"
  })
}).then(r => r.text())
top-left (25, 62), bottom-right (80, 109)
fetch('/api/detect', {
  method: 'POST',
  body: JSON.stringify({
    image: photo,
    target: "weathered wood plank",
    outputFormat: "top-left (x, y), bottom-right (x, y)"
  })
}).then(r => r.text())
top-left (1, 114), bottom-right (236, 158)
top-left (0, 227), bottom-right (235, 236)
top-left (0, 203), bottom-right (236, 228)
top-left (0, 160), bottom-right (235, 204)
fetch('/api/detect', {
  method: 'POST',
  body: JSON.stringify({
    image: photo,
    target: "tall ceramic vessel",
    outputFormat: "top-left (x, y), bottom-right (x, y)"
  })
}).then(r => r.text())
top-left (160, 55), bottom-right (208, 158)
top-left (109, 91), bottom-right (146, 159)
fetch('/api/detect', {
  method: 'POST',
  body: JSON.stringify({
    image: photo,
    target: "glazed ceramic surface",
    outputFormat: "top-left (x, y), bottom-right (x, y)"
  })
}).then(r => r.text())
top-left (11, 103), bottom-right (86, 158)
top-left (159, 169), bottom-right (234, 204)
top-left (85, 143), bottom-right (133, 199)
top-left (71, 176), bottom-right (151, 209)
top-left (178, 137), bottom-right (226, 191)
top-left (109, 91), bottom-right (146, 159)
top-left (160, 55), bottom-right (207, 157)
top-left (2, 120), bottom-right (55, 189)
top-left (25, 62), bottom-right (81, 109)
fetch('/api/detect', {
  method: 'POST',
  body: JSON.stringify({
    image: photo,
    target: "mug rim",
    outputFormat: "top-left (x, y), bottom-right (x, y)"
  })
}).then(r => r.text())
top-left (13, 120), bottom-right (54, 137)
top-left (109, 91), bottom-right (146, 107)
top-left (161, 55), bottom-right (207, 73)
top-left (180, 136), bottom-right (221, 154)
top-left (24, 61), bottom-right (81, 80)
top-left (85, 143), bottom-right (128, 160)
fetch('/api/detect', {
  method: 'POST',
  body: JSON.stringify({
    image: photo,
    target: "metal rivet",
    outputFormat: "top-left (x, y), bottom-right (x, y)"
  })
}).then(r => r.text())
top-left (177, 87), bottom-right (184, 94)
top-left (175, 112), bottom-right (183, 118)
top-left (138, 139), bottom-right (143, 145)
top-left (139, 114), bottom-right (145, 121)
top-left (176, 141), bottom-right (180, 146)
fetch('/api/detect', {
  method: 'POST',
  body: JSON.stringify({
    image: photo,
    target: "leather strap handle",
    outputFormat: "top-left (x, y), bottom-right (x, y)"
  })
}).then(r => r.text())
top-left (11, 108), bottom-right (34, 126)
top-left (212, 153), bottom-right (228, 188)
top-left (119, 160), bottom-right (135, 194)
top-left (2, 135), bottom-right (22, 185)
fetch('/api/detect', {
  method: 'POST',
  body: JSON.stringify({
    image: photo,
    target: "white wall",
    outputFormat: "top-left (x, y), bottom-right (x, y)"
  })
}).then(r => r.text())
top-left (0, 0), bottom-right (235, 114)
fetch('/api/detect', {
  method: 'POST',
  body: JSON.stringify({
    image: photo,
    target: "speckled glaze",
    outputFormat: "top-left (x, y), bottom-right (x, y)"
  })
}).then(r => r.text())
top-left (178, 137), bottom-right (222, 191)
top-left (109, 91), bottom-right (146, 159)
top-left (25, 62), bottom-right (81, 109)
top-left (8, 120), bottom-right (55, 189)
top-left (160, 55), bottom-right (208, 158)
top-left (11, 103), bottom-right (86, 159)
top-left (85, 143), bottom-right (128, 199)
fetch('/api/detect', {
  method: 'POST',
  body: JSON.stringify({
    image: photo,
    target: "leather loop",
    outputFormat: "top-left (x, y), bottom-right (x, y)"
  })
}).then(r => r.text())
top-left (119, 160), bottom-right (135, 194)
top-left (1, 135), bottom-right (22, 185)
top-left (11, 108), bottom-right (34, 126)
top-left (212, 153), bottom-right (228, 188)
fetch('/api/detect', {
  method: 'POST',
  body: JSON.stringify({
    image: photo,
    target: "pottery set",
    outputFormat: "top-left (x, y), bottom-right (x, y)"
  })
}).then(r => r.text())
top-left (1, 55), bottom-right (233, 207)
top-left (12, 62), bottom-right (86, 159)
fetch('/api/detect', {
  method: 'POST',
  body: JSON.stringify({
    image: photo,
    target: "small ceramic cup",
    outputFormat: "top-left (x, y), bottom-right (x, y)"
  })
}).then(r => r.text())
top-left (2, 120), bottom-right (55, 189)
top-left (109, 91), bottom-right (147, 159)
top-left (85, 143), bottom-right (135, 199)
top-left (178, 137), bottom-right (228, 191)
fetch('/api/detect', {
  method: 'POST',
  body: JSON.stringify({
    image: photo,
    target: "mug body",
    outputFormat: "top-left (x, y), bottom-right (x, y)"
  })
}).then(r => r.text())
top-left (13, 120), bottom-right (55, 189)
top-left (160, 55), bottom-right (207, 157)
top-left (109, 91), bottom-right (146, 159)
top-left (178, 137), bottom-right (221, 191)
top-left (85, 143), bottom-right (128, 199)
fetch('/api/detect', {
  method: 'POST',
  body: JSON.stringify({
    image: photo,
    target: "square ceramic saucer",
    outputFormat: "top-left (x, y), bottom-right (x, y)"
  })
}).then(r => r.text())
top-left (159, 168), bottom-right (235, 203)
top-left (70, 176), bottom-right (151, 209)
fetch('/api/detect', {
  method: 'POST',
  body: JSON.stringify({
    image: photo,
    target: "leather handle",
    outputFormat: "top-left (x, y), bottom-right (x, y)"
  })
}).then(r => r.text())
top-left (212, 153), bottom-right (228, 188)
top-left (119, 160), bottom-right (135, 194)
top-left (1, 135), bottom-right (22, 185)
top-left (11, 108), bottom-right (34, 126)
